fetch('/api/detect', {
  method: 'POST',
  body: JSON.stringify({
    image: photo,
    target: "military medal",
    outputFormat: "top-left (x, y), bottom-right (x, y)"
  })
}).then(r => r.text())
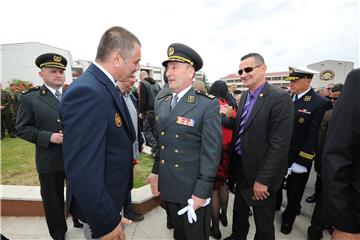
top-left (115, 113), bottom-right (122, 127)
top-left (176, 116), bottom-right (195, 127)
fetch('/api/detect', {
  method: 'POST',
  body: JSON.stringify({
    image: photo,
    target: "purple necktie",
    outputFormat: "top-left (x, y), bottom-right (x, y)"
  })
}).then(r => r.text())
top-left (234, 95), bottom-right (254, 155)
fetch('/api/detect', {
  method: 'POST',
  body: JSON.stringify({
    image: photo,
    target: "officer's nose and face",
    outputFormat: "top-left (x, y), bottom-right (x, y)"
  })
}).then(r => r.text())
top-left (39, 67), bottom-right (65, 89)
top-left (166, 61), bottom-right (194, 94)
top-left (289, 78), bottom-right (311, 95)
top-left (238, 56), bottom-right (266, 91)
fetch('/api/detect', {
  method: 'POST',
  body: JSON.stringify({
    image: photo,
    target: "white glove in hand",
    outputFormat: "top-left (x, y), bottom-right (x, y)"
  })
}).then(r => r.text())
top-left (290, 162), bottom-right (307, 174)
top-left (177, 198), bottom-right (211, 224)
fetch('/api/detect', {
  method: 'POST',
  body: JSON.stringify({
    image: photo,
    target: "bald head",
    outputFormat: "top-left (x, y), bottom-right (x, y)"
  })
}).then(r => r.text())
top-left (140, 70), bottom-right (149, 81)
top-left (193, 80), bottom-right (205, 92)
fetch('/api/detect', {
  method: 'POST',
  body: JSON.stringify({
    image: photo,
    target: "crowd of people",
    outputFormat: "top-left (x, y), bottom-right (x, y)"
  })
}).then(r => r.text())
top-left (2, 25), bottom-right (359, 240)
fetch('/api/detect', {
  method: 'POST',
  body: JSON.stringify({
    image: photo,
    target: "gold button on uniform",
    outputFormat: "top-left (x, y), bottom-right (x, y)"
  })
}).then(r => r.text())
top-left (174, 164), bottom-right (179, 168)
top-left (174, 149), bottom-right (179, 153)
top-left (175, 134), bottom-right (179, 138)
top-left (161, 146), bottom-right (165, 150)
top-left (59, 130), bottom-right (63, 133)
top-left (57, 119), bottom-right (61, 122)
top-left (161, 160), bottom-right (165, 164)
top-left (161, 131), bottom-right (165, 136)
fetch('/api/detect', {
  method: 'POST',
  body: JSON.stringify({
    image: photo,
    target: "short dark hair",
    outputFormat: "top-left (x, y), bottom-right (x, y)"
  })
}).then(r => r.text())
top-left (240, 53), bottom-right (265, 65)
top-left (96, 26), bottom-right (141, 62)
top-left (209, 80), bottom-right (229, 99)
top-left (331, 83), bottom-right (344, 92)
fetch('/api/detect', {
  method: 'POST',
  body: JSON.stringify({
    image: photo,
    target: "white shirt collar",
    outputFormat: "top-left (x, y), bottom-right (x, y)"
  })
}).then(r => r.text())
top-left (44, 84), bottom-right (62, 96)
top-left (295, 87), bottom-right (312, 100)
top-left (93, 62), bottom-right (117, 87)
top-left (173, 86), bottom-right (192, 102)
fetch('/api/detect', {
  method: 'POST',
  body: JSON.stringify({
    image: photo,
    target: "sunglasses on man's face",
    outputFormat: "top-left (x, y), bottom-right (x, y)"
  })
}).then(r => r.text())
top-left (238, 65), bottom-right (261, 75)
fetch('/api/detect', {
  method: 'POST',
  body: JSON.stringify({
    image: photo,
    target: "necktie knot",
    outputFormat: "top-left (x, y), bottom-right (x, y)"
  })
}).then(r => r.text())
top-left (55, 89), bottom-right (62, 101)
top-left (294, 94), bottom-right (298, 102)
top-left (171, 94), bottom-right (178, 110)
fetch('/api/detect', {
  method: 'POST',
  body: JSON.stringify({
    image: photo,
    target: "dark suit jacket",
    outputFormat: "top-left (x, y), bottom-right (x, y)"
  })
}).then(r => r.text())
top-left (60, 63), bottom-right (135, 238)
top-left (322, 69), bottom-right (360, 233)
top-left (16, 85), bottom-right (64, 174)
top-left (229, 82), bottom-right (294, 192)
top-left (152, 88), bottom-right (222, 204)
top-left (289, 89), bottom-right (332, 169)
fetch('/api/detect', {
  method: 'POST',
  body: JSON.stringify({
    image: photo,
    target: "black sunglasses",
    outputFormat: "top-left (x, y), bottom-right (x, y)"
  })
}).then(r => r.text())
top-left (238, 65), bottom-right (261, 75)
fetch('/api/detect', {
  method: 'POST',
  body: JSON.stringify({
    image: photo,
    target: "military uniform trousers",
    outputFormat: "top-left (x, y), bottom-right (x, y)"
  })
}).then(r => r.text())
top-left (231, 154), bottom-right (276, 240)
top-left (281, 164), bottom-right (312, 225)
top-left (166, 201), bottom-right (211, 240)
top-left (38, 171), bottom-right (67, 239)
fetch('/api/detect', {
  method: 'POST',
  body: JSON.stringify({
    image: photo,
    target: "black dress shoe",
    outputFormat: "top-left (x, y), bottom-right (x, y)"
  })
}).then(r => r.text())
top-left (220, 214), bottom-right (228, 226)
top-left (210, 227), bottom-right (222, 239)
top-left (132, 213), bottom-right (145, 222)
top-left (281, 222), bottom-right (293, 234)
top-left (305, 193), bottom-right (318, 203)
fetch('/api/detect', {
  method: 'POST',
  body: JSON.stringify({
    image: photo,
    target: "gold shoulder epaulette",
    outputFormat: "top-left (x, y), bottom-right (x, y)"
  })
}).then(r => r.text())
top-left (195, 90), bottom-right (215, 99)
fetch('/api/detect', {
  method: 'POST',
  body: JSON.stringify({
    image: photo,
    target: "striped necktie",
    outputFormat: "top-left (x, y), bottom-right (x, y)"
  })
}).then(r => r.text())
top-left (171, 94), bottom-right (178, 110)
top-left (234, 95), bottom-right (255, 154)
top-left (55, 89), bottom-right (62, 101)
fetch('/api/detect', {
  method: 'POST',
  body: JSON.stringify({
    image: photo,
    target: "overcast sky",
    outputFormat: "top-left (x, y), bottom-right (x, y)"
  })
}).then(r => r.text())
top-left (1, 0), bottom-right (359, 81)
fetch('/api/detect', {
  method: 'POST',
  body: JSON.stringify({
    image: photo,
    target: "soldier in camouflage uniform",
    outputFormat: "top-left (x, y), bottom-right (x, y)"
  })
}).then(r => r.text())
top-left (1, 83), bottom-right (16, 138)
top-left (8, 83), bottom-right (19, 126)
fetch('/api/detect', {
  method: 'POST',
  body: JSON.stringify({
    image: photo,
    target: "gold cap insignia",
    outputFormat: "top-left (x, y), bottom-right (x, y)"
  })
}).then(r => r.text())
top-left (168, 47), bottom-right (175, 56)
top-left (298, 117), bottom-right (304, 124)
top-left (53, 55), bottom-right (62, 62)
top-left (115, 112), bottom-right (122, 127)
top-left (304, 96), bottom-right (311, 102)
top-left (187, 96), bottom-right (195, 103)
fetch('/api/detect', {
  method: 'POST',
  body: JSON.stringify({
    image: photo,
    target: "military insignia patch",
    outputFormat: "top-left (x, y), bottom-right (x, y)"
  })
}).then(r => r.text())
top-left (187, 96), bottom-right (195, 103)
top-left (176, 116), bottom-right (195, 127)
top-left (168, 47), bottom-right (175, 56)
top-left (115, 113), bottom-right (122, 127)
top-left (304, 96), bottom-right (311, 102)
top-left (53, 55), bottom-right (62, 62)
top-left (298, 117), bottom-right (305, 124)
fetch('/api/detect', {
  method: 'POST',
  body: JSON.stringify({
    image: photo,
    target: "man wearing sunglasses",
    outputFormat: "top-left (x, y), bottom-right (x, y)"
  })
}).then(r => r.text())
top-left (278, 67), bottom-right (332, 235)
top-left (225, 53), bottom-right (294, 240)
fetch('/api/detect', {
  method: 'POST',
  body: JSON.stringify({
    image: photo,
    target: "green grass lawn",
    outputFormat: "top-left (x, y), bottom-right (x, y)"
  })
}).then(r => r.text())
top-left (1, 136), bottom-right (154, 188)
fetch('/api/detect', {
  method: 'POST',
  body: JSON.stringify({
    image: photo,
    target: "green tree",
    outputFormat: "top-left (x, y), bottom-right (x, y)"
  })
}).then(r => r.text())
top-left (202, 73), bottom-right (210, 92)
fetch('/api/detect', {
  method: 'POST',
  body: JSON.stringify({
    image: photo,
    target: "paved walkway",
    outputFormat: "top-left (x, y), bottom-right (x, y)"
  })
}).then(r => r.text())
top-left (1, 169), bottom-right (331, 240)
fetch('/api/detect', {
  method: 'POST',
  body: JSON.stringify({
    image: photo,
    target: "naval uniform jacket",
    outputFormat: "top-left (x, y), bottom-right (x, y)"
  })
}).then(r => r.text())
top-left (289, 88), bottom-right (331, 169)
top-left (152, 87), bottom-right (222, 204)
top-left (16, 85), bottom-right (64, 174)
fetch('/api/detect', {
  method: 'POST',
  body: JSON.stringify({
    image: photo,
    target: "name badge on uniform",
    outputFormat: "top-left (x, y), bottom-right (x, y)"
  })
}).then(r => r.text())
top-left (115, 112), bottom-right (122, 127)
top-left (176, 116), bottom-right (195, 127)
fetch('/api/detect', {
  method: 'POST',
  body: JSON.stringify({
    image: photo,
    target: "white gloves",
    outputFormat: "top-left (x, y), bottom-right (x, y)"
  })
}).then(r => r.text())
top-left (285, 163), bottom-right (308, 178)
top-left (177, 198), bottom-right (211, 224)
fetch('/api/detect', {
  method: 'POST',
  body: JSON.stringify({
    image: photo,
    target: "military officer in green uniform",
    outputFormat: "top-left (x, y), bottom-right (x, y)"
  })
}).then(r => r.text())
top-left (16, 53), bottom-right (68, 240)
top-left (1, 83), bottom-right (16, 138)
top-left (148, 43), bottom-right (222, 240)
top-left (8, 83), bottom-right (19, 126)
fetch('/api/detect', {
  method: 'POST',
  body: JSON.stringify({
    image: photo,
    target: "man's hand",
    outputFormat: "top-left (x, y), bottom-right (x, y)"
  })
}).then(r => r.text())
top-left (332, 229), bottom-right (360, 240)
top-left (191, 195), bottom-right (206, 211)
top-left (50, 133), bottom-right (63, 144)
top-left (147, 173), bottom-right (159, 196)
top-left (100, 217), bottom-right (132, 240)
top-left (0, 105), bottom-right (5, 111)
top-left (253, 181), bottom-right (270, 200)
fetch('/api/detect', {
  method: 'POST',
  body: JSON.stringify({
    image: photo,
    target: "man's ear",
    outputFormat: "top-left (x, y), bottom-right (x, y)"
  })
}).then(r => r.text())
top-left (113, 51), bottom-right (124, 67)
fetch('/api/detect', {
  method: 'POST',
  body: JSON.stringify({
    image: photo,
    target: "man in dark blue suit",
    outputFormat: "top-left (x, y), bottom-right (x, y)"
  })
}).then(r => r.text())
top-left (60, 26), bottom-right (141, 239)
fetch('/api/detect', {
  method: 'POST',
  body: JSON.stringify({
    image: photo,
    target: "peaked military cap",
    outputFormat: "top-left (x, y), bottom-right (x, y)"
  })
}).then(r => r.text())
top-left (285, 66), bottom-right (317, 81)
top-left (162, 43), bottom-right (203, 71)
top-left (35, 53), bottom-right (67, 70)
